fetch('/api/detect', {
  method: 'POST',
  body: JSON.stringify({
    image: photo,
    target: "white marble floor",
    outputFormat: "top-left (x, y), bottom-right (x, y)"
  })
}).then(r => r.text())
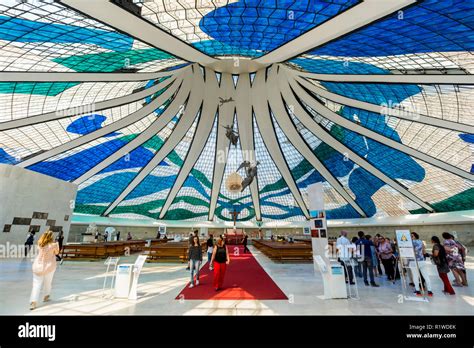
top-left (1, 246), bottom-right (473, 315)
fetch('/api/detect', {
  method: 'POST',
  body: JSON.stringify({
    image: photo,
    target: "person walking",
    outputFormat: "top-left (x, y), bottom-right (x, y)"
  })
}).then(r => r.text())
top-left (55, 231), bottom-right (64, 262)
top-left (411, 232), bottom-right (433, 296)
top-left (24, 232), bottom-right (35, 256)
top-left (104, 231), bottom-right (108, 242)
top-left (210, 235), bottom-right (230, 291)
top-left (188, 235), bottom-right (202, 288)
top-left (206, 234), bottom-right (214, 262)
top-left (186, 231), bottom-right (197, 271)
top-left (378, 237), bottom-right (395, 281)
top-left (30, 230), bottom-right (60, 310)
top-left (242, 233), bottom-right (249, 254)
top-left (116, 231), bottom-right (121, 241)
top-left (127, 232), bottom-right (132, 241)
top-left (431, 236), bottom-right (455, 295)
top-left (442, 232), bottom-right (467, 287)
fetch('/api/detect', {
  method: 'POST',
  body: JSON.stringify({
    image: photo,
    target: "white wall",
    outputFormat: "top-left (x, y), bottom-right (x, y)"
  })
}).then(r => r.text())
top-left (0, 164), bottom-right (77, 246)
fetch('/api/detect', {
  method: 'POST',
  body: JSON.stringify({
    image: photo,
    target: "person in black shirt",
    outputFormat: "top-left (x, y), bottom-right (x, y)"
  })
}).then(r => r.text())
top-left (210, 235), bottom-right (230, 291)
top-left (56, 231), bottom-right (64, 262)
top-left (206, 234), bottom-right (214, 263)
top-left (24, 232), bottom-right (35, 256)
top-left (242, 234), bottom-right (249, 253)
top-left (188, 235), bottom-right (202, 288)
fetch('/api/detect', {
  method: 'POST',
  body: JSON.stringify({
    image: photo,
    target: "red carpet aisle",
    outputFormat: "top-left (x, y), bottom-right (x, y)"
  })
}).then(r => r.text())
top-left (176, 246), bottom-right (287, 300)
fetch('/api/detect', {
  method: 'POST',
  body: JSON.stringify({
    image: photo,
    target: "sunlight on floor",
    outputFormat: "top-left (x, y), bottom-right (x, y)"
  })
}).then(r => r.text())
top-left (183, 300), bottom-right (277, 315)
top-left (31, 276), bottom-right (189, 315)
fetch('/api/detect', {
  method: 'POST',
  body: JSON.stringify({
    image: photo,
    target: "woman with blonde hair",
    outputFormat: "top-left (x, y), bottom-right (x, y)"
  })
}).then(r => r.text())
top-left (30, 230), bottom-right (59, 310)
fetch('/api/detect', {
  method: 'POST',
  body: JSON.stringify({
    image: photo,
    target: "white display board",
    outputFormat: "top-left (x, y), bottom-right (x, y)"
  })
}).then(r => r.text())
top-left (308, 183), bottom-right (347, 299)
top-left (114, 264), bottom-right (133, 298)
top-left (128, 254), bottom-right (148, 300)
top-left (395, 230), bottom-right (428, 302)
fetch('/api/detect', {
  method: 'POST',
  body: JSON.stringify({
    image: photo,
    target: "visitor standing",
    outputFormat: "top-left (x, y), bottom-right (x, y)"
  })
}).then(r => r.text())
top-left (442, 233), bottom-right (467, 286)
top-left (30, 230), bottom-right (60, 310)
top-left (116, 231), bottom-right (121, 241)
top-left (431, 236), bottom-right (455, 295)
top-left (378, 237), bottom-right (395, 281)
top-left (351, 237), bottom-right (362, 277)
top-left (210, 235), bottom-right (230, 291)
top-left (370, 237), bottom-right (380, 278)
top-left (207, 234), bottom-right (214, 262)
top-left (336, 231), bottom-right (355, 285)
top-left (127, 232), bottom-right (132, 241)
top-left (356, 234), bottom-right (379, 287)
top-left (94, 230), bottom-right (99, 243)
top-left (104, 231), bottom-right (108, 242)
top-left (411, 232), bottom-right (433, 296)
top-left (242, 233), bottom-right (249, 254)
top-left (374, 234), bottom-right (384, 276)
top-left (188, 236), bottom-right (202, 288)
top-left (24, 232), bottom-right (35, 256)
top-left (355, 231), bottom-right (365, 278)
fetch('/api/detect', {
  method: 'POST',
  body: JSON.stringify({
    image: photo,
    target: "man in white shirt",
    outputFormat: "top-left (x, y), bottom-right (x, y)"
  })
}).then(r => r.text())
top-left (336, 231), bottom-right (355, 285)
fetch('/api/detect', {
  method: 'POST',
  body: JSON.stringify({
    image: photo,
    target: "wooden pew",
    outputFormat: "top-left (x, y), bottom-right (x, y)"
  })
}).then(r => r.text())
top-left (252, 239), bottom-right (313, 263)
top-left (61, 239), bottom-right (149, 260)
top-left (143, 241), bottom-right (207, 263)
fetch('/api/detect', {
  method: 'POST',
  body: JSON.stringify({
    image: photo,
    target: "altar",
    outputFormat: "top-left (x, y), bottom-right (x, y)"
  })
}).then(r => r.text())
top-left (224, 229), bottom-right (244, 245)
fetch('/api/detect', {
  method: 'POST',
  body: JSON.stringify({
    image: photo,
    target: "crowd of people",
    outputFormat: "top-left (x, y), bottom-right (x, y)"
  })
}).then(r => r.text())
top-left (336, 230), bottom-right (468, 296)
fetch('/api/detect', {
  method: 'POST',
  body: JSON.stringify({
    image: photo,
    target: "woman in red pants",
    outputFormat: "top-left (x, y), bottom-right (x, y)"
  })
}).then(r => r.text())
top-left (210, 235), bottom-right (230, 291)
top-left (431, 236), bottom-right (455, 295)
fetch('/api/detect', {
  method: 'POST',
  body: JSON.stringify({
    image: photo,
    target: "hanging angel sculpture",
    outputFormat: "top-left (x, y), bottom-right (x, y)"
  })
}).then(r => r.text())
top-left (223, 125), bottom-right (239, 146)
top-left (237, 160), bottom-right (260, 192)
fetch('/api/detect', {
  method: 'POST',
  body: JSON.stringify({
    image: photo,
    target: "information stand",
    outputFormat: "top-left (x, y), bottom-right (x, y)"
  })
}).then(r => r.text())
top-left (128, 254), bottom-right (148, 300)
top-left (395, 230), bottom-right (428, 302)
top-left (102, 257), bottom-right (120, 298)
top-left (114, 263), bottom-right (133, 298)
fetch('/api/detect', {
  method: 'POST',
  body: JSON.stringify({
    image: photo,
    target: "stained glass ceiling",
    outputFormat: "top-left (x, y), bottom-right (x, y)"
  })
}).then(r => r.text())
top-left (0, 0), bottom-right (473, 222)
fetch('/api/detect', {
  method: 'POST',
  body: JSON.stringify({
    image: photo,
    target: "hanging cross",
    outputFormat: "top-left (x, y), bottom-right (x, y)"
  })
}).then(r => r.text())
top-left (229, 209), bottom-right (240, 228)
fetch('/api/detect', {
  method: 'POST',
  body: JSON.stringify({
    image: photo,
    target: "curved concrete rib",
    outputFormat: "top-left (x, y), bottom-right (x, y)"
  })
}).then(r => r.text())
top-left (103, 66), bottom-right (205, 217)
top-left (252, 68), bottom-right (310, 219)
top-left (235, 73), bottom-right (262, 221)
top-left (254, 0), bottom-right (415, 65)
top-left (289, 76), bottom-right (474, 182)
top-left (61, 0), bottom-right (217, 66)
top-left (73, 71), bottom-right (194, 184)
top-left (269, 67), bottom-right (367, 217)
top-left (159, 67), bottom-right (219, 219)
top-left (289, 70), bottom-right (474, 134)
top-left (208, 73), bottom-right (236, 221)
top-left (0, 70), bottom-right (174, 82)
top-left (294, 70), bottom-right (474, 85)
top-left (0, 75), bottom-right (177, 131)
top-left (17, 71), bottom-right (186, 168)
top-left (281, 70), bottom-right (435, 213)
